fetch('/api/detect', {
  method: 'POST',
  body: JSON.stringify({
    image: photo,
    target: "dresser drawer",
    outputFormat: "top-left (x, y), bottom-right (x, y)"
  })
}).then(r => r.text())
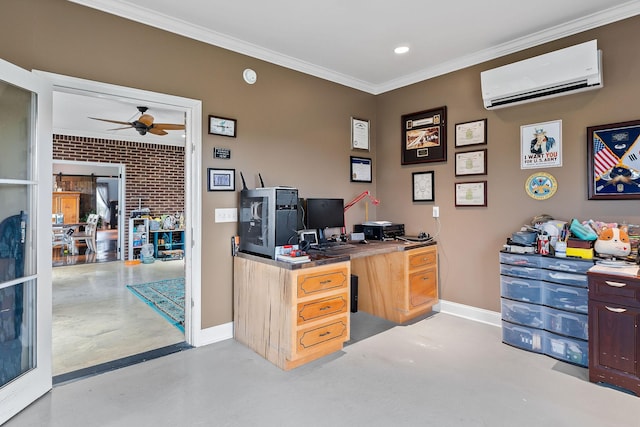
top-left (500, 275), bottom-right (543, 304)
top-left (499, 252), bottom-right (542, 267)
top-left (542, 282), bottom-right (588, 314)
top-left (296, 316), bottom-right (348, 355)
top-left (501, 299), bottom-right (543, 328)
top-left (541, 270), bottom-right (588, 288)
top-left (408, 247), bottom-right (436, 270)
top-left (500, 264), bottom-right (544, 280)
top-left (588, 274), bottom-right (640, 307)
top-left (297, 293), bottom-right (348, 325)
top-left (539, 256), bottom-right (593, 274)
top-left (297, 267), bottom-right (348, 298)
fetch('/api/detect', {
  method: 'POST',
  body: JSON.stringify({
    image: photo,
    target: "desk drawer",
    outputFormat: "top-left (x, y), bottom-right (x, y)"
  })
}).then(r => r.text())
top-left (297, 293), bottom-right (348, 325)
top-left (296, 316), bottom-right (348, 355)
top-left (588, 274), bottom-right (640, 307)
top-left (408, 247), bottom-right (436, 270)
top-left (297, 267), bottom-right (348, 298)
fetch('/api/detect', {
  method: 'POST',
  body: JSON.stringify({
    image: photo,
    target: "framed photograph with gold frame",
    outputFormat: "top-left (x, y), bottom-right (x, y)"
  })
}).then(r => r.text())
top-left (401, 106), bottom-right (447, 164)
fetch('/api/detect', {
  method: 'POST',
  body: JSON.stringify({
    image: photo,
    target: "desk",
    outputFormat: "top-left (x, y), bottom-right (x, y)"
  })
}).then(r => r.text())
top-left (233, 240), bottom-right (438, 369)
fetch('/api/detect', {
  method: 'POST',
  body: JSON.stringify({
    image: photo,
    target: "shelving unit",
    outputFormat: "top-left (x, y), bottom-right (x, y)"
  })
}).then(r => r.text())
top-left (499, 251), bottom-right (593, 367)
top-left (128, 218), bottom-right (149, 260)
top-left (150, 229), bottom-right (184, 260)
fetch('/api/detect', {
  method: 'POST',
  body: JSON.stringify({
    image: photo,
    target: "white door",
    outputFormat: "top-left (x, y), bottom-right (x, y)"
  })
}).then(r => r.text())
top-left (0, 59), bottom-right (53, 424)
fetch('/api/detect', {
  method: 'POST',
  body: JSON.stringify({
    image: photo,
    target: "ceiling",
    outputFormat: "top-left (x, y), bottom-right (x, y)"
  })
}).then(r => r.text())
top-left (56, 0), bottom-right (640, 144)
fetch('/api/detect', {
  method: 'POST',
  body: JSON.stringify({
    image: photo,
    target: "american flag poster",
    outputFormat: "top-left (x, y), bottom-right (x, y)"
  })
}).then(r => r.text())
top-left (588, 120), bottom-right (640, 199)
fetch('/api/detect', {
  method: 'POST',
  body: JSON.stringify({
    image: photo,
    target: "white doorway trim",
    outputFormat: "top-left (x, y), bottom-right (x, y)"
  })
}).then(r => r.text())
top-left (53, 160), bottom-right (125, 259)
top-left (34, 71), bottom-right (203, 347)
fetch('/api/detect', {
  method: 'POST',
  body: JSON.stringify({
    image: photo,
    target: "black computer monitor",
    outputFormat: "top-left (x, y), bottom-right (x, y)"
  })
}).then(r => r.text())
top-left (306, 198), bottom-right (345, 231)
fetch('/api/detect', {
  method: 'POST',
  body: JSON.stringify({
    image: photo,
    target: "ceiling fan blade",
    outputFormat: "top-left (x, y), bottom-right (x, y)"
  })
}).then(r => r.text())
top-left (107, 126), bottom-right (134, 131)
top-left (137, 114), bottom-right (155, 127)
top-left (148, 128), bottom-right (168, 136)
top-left (153, 123), bottom-right (186, 130)
top-left (89, 117), bottom-right (132, 126)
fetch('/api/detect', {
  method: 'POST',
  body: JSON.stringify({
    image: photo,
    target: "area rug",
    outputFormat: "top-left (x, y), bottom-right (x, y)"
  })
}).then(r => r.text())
top-left (127, 278), bottom-right (184, 332)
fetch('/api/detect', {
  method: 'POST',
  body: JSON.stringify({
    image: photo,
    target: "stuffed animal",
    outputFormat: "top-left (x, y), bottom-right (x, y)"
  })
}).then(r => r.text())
top-left (594, 225), bottom-right (631, 258)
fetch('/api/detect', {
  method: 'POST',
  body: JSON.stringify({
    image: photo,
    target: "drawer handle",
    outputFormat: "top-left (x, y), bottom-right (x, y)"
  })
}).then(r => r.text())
top-left (605, 306), bottom-right (627, 313)
top-left (319, 331), bottom-right (331, 337)
top-left (319, 305), bottom-right (332, 311)
top-left (320, 279), bottom-right (333, 285)
top-left (605, 280), bottom-right (627, 288)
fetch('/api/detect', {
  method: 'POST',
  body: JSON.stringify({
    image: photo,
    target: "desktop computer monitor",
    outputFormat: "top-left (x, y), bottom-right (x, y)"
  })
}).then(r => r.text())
top-left (305, 198), bottom-right (344, 242)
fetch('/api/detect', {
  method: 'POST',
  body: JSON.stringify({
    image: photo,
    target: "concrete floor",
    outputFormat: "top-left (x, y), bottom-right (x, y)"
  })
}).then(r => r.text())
top-left (52, 259), bottom-right (185, 376)
top-left (8, 313), bottom-right (638, 427)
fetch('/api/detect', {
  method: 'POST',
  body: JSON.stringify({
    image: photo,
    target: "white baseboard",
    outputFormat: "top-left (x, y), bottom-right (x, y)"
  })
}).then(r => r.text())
top-left (434, 299), bottom-right (501, 327)
top-left (196, 321), bottom-right (233, 346)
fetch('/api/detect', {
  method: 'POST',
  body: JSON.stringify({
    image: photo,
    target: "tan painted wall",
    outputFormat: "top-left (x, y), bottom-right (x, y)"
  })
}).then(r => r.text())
top-left (376, 16), bottom-right (640, 311)
top-left (1, 0), bottom-right (639, 325)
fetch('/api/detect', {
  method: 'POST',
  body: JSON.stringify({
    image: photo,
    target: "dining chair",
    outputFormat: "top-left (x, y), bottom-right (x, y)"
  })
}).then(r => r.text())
top-left (68, 214), bottom-right (99, 255)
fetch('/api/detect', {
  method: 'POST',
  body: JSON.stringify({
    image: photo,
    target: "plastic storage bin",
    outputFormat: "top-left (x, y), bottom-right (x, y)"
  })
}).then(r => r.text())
top-left (501, 299), bottom-right (543, 328)
top-left (502, 321), bottom-right (544, 353)
top-left (500, 264), bottom-right (545, 280)
top-left (544, 331), bottom-right (588, 367)
top-left (541, 270), bottom-right (588, 288)
top-left (539, 256), bottom-right (593, 274)
top-left (500, 276), bottom-right (543, 304)
top-left (543, 306), bottom-right (588, 340)
top-left (542, 282), bottom-right (588, 313)
top-left (499, 252), bottom-right (542, 268)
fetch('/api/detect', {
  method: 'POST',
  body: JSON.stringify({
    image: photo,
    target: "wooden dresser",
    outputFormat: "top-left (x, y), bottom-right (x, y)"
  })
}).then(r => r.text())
top-left (52, 191), bottom-right (80, 224)
top-left (351, 245), bottom-right (438, 323)
top-left (588, 271), bottom-right (640, 396)
top-left (234, 256), bottom-right (350, 370)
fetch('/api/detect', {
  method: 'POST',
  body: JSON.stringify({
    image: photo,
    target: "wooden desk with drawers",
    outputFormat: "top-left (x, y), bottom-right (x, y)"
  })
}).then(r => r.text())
top-left (233, 241), bottom-right (437, 370)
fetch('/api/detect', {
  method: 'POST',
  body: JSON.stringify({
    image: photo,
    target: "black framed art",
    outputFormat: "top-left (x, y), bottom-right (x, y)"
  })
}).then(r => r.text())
top-left (207, 168), bottom-right (235, 191)
top-left (401, 106), bottom-right (447, 164)
top-left (412, 171), bottom-right (434, 202)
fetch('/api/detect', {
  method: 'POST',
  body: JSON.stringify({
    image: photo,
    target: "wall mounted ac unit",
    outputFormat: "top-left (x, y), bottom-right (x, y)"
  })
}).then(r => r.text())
top-left (480, 39), bottom-right (602, 110)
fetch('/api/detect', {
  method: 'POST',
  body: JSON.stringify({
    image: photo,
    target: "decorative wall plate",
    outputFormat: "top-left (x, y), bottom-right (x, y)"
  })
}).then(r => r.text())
top-left (525, 172), bottom-right (557, 200)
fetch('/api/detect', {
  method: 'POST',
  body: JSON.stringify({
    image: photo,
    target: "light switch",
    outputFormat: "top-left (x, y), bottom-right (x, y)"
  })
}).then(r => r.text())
top-left (215, 208), bottom-right (237, 223)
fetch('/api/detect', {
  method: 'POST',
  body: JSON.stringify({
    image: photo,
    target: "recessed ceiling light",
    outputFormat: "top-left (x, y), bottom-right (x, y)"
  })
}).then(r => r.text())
top-left (394, 46), bottom-right (410, 54)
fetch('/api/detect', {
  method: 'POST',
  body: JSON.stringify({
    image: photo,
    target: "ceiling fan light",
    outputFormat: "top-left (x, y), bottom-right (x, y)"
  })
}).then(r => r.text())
top-left (394, 46), bottom-right (410, 54)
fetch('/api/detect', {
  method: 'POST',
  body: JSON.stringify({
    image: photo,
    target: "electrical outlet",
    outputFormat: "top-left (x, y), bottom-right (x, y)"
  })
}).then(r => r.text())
top-left (432, 206), bottom-right (440, 218)
top-left (215, 208), bottom-right (237, 223)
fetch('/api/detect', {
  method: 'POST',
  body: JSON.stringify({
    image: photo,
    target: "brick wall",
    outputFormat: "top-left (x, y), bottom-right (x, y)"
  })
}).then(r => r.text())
top-left (53, 135), bottom-right (185, 259)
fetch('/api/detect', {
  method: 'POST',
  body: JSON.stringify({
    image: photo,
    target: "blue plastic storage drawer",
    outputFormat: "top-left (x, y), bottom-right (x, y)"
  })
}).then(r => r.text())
top-left (543, 331), bottom-right (588, 367)
top-left (500, 276), bottom-right (543, 304)
top-left (543, 306), bottom-right (588, 340)
top-left (499, 252), bottom-right (542, 267)
top-left (539, 257), bottom-right (593, 274)
top-left (502, 321), bottom-right (544, 353)
top-left (500, 264), bottom-right (544, 280)
top-left (501, 299), bottom-right (543, 328)
top-left (542, 282), bottom-right (588, 313)
top-left (541, 270), bottom-right (588, 288)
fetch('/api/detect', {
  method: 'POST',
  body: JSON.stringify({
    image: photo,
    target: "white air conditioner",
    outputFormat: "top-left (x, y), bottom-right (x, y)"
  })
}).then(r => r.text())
top-left (481, 39), bottom-right (602, 110)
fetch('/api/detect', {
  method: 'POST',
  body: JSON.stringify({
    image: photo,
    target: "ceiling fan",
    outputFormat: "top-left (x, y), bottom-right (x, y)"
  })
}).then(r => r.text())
top-left (89, 106), bottom-right (185, 136)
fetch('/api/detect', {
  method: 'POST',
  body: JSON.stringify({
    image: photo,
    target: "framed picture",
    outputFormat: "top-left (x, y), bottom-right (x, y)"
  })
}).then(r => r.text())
top-left (207, 168), bottom-right (235, 191)
top-left (455, 181), bottom-right (487, 207)
top-left (351, 117), bottom-right (370, 151)
top-left (587, 119), bottom-right (640, 200)
top-left (455, 119), bottom-right (487, 147)
top-left (520, 120), bottom-right (562, 169)
top-left (208, 115), bottom-right (236, 137)
top-left (412, 171), bottom-right (434, 202)
top-left (350, 156), bottom-right (372, 182)
top-left (455, 149), bottom-right (487, 176)
top-left (401, 106), bottom-right (447, 164)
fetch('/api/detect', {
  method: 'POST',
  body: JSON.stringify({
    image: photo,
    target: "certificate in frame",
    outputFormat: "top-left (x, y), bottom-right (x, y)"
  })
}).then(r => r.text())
top-left (455, 119), bottom-right (487, 147)
top-left (350, 156), bottom-right (372, 182)
top-left (401, 106), bottom-right (447, 164)
top-left (455, 181), bottom-right (487, 207)
top-left (412, 171), bottom-right (434, 202)
top-left (351, 117), bottom-right (370, 151)
top-left (207, 168), bottom-right (235, 191)
top-left (455, 149), bottom-right (487, 176)
top-left (587, 119), bottom-right (640, 200)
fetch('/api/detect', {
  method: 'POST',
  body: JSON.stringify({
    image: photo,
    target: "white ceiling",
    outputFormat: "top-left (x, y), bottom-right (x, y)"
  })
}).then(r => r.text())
top-left (56, 0), bottom-right (640, 143)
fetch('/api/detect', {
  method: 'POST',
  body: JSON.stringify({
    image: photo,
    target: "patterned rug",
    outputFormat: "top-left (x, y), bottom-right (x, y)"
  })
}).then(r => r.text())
top-left (127, 278), bottom-right (184, 332)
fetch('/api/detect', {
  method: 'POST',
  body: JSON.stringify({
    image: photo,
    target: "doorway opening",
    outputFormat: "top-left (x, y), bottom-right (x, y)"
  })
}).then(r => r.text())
top-left (39, 71), bottom-right (202, 381)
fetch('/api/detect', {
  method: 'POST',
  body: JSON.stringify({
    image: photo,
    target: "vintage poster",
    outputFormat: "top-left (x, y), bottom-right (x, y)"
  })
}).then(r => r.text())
top-left (520, 120), bottom-right (562, 169)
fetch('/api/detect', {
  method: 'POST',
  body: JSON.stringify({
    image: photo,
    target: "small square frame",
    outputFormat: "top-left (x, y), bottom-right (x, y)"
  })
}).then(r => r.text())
top-left (350, 156), bottom-right (372, 182)
top-left (412, 171), bottom-right (435, 202)
top-left (207, 168), bottom-right (235, 191)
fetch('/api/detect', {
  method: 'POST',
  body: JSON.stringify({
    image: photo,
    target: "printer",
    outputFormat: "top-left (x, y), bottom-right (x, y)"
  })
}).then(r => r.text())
top-left (353, 222), bottom-right (405, 241)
